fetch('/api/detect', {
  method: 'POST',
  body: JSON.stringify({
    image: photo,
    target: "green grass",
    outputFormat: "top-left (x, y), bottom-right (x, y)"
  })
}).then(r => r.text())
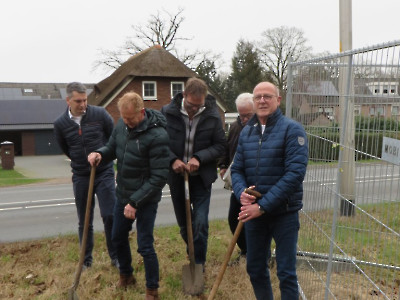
top-left (0, 168), bottom-right (46, 187)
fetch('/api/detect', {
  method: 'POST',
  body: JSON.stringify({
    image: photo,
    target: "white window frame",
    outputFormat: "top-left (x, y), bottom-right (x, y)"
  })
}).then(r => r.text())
top-left (392, 105), bottom-right (399, 116)
top-left (354, 105), bottom-right (361, 116)
top-left (376, 106), bottom-right (385, 116)
top-left (142, 81), bottom-right (157, 100)
top-left (171, 81), bottom-right (184, 98)
top-left (369, 107), bottom-right (375, 116)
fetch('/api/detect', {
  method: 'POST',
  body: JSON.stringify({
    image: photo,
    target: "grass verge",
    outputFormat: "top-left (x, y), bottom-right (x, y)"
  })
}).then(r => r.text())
top-left (0, 168), bottom-right (46, 187)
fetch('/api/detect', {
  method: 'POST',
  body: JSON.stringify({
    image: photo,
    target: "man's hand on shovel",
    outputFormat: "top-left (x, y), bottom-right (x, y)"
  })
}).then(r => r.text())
top-left (88, 152), bottom-right (101, 166)
top-left (238, 186), bottom-right (263, 222)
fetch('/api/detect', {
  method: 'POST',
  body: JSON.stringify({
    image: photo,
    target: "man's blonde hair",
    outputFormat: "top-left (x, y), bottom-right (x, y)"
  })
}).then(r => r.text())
top-left (117, 92), bottom-right (144, 112)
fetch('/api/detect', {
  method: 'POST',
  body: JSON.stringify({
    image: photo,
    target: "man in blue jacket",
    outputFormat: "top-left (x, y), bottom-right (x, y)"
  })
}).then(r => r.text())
top-left (231, 81), bottom-right (308, 299)
top-left (161, 77), bottom-right (226, 269)
top-left (54, 82), bottom-right (118, 269)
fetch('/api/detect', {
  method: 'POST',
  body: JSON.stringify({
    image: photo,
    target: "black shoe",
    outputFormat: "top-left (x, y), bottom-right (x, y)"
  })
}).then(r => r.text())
top-left (111, 258), bottom-right (120, 269)
top-left (82, 262), bottom-right (92, 271)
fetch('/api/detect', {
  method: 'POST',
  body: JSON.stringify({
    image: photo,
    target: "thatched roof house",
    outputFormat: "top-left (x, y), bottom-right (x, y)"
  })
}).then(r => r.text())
top-left (88, 45), bottom-right (226, 122)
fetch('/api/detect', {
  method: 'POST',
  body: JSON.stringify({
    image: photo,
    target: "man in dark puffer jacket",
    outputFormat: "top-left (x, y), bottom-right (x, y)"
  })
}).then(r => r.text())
top-left (88, 91), bottom-right (169, 299)
top-left (54, 82), bottom-right (118, 269)
top-left (232, 81), bottom-right (308, 300)
top-left (161, 77), bottom-right (226, 268)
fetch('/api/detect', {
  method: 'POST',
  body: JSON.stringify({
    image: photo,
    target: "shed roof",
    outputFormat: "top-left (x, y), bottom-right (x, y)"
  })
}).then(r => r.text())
top-left (0, 100), bottom-right (67, 128)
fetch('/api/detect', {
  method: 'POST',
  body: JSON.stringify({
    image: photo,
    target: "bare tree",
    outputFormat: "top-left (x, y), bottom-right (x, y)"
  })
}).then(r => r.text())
top-left (92, 8), bottom-right (219, 74)
top-left (258, 26), bottom-right (312, 92)
top-left (124, 8), bottom-right (189, 54)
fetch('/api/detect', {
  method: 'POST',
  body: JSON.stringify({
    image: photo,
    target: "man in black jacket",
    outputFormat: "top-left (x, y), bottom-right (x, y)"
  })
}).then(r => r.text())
top-left (54, 82), bottom-right (118, 269)
top-left (218, 92), bottom-right (254, 264)
top-left (161, 77), bottom-right (226, 268)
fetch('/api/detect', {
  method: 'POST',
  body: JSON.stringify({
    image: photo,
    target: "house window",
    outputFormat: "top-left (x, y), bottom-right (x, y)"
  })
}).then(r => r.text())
top-left (374, 86), bottom-right (380, 94)
top-left (392, 105), bottom-right (399, 116)
top-left (142, 81), bottom-right (157, 100)
top-left (354, 105), bottom-right (361, 115)
top-left (370, 107), bottom-right (375, 116)
top-left (171, 81), bottom-right (184, 98)
top-left (376, 106), bottom-right (385, 116)
top-left (383, 86), bottom-right (388, 94)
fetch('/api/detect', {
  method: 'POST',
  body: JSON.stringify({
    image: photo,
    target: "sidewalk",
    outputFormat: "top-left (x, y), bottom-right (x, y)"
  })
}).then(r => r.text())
top-left (14, 155), bottom-right (72, 181)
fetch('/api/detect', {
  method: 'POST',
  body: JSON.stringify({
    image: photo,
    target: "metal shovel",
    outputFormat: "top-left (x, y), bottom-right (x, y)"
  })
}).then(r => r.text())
top-left (68, 165), bottom-right (96, 300)
top-left (182, 171), bottom-right (204, 295)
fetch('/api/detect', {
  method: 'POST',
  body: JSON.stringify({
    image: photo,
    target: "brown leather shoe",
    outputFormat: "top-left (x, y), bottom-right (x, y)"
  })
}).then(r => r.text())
top-left (145, 288), bottom-right (159, 300)
top-left (117, 274), bottom-right (136, 289)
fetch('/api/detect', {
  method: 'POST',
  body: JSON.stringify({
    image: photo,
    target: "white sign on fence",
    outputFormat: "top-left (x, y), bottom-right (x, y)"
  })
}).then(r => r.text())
top-left (381, 137), bottom-right (400, 165)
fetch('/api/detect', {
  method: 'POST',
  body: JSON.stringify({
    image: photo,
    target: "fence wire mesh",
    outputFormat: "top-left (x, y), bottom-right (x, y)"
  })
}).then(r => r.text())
top-left (286, 41), bottom-right (400, 300)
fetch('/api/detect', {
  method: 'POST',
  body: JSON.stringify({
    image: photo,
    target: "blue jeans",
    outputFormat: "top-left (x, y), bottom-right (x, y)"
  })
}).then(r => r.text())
top-left (72, 168), bottom-right (117, 266)
top-left (245, 211), bottom-right (300, 300)
top-left (112, 198), bottom-right (160, 289)
top-left (169, 174), bottom-right (211, 264)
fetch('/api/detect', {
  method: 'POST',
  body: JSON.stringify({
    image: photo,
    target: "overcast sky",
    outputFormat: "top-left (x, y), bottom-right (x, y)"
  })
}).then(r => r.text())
top-left (1, 0), bottom-right (399, 83)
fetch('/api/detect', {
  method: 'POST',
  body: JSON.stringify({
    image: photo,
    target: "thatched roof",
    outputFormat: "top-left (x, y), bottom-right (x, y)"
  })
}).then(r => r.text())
top-left (88, 45), bottom-right (198, 106)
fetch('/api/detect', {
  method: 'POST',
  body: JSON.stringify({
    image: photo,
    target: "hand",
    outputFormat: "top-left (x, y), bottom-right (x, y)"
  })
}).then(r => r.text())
top-left (240, 186), bottom-right (257, 206)
top-left (220, 168), bottom-right (227, 179)
top-left (88, 152), bottom-right (101, 166)
top-left (172, 159), bottom-right (186, 174)
top-left (238, 203), bottom-right (262, 222)
top-left (186, 157), bottom-right (200, 173)
top-left (124, 204), bottom-right (136, 220)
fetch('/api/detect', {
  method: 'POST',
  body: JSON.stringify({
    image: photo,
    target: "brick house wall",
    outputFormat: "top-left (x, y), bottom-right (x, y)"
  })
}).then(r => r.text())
top-left (104, 77), bottom-right (225, 125)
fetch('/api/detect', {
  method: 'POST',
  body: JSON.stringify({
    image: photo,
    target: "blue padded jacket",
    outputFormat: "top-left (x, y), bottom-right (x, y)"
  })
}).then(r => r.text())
top-left (231, 108), bottom-right (308, 216)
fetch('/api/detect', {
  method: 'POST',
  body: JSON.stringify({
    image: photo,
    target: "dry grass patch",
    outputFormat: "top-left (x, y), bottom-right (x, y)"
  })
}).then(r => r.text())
top-left (0, 220), bottom-right (270, 299)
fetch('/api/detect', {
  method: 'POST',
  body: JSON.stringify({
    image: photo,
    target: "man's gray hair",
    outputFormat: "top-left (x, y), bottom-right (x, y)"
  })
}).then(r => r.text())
top-left (67, 82), bottom-right (86, 97)
top-left (235, 92), bottom-right (254, 109)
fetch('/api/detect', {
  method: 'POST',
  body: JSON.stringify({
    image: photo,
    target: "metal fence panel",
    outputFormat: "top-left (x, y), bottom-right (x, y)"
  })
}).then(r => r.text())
top-left (286, 41), bottom-right (400, 299)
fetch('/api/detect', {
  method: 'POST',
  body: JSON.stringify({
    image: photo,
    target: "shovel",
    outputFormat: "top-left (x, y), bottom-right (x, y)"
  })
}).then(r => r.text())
top-left (182, 171), bottom-right (204, 295)
top-left (68, 164), bottom-right (96, 300)
top-left (208, 188), bottom-right (261, 300)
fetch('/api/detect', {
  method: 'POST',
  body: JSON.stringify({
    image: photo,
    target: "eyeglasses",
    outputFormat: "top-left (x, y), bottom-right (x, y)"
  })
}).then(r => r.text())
top-left (239, 113), bottom-right (253, 120)
top-left (253, 94), bottom-right (277, 102)
top-left (185, 99), bottom-right (205, 110)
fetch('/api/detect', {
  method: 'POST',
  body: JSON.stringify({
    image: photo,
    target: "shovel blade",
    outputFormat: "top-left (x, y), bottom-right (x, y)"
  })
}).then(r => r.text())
top-left (182, 263), bottom-right (204, 295)
top-left (67, 288), bottom-right (79, 300)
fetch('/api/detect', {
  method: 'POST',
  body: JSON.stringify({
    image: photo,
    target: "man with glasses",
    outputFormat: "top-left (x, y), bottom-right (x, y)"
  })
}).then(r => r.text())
top-left (231, 81), bottom-right (308, 299)
top-left (161, 77), bottom-right (226, 270)
top-left (218, 92), bottom-right (254, 264)
top-left (54, 82), bottom-right (118, 270)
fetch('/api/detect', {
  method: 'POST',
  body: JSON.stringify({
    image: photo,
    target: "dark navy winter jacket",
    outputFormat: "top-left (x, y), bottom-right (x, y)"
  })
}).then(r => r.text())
top-left (54, 105), bottom-right (114, 176)
top-left (231, 108), bottom-right (308, 216)
top-left (161, 92), bottom-right (226, 187)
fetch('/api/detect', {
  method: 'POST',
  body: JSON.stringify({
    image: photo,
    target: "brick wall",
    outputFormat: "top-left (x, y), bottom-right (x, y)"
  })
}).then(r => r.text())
top-left (105, 77), bottom-right (225, 126)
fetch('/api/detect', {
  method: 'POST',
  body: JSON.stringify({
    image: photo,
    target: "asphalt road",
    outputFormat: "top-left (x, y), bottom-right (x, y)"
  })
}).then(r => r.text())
top-left (0, 176), bottom-right (231, 243)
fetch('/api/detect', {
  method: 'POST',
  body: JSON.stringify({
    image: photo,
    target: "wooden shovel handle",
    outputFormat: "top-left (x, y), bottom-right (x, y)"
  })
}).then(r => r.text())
top-left (208, 221), bottom-right (244, 300)
top-left (72, 165), bottom-right (96, 289)
top-left (184, 171), bottom-right (196, 267)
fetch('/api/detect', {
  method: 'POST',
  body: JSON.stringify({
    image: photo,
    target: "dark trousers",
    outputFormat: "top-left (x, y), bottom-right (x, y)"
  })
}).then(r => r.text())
top-left (169, 175), bottom-right (211, 264)
top-left (245, 211), bottom-right (300, 300)
top-left (228, 192), bottom-right (247, 254)
top-left (112, 199), bottom-right (160, 289)
top-left (72, 168), bottom-right (117, 265)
